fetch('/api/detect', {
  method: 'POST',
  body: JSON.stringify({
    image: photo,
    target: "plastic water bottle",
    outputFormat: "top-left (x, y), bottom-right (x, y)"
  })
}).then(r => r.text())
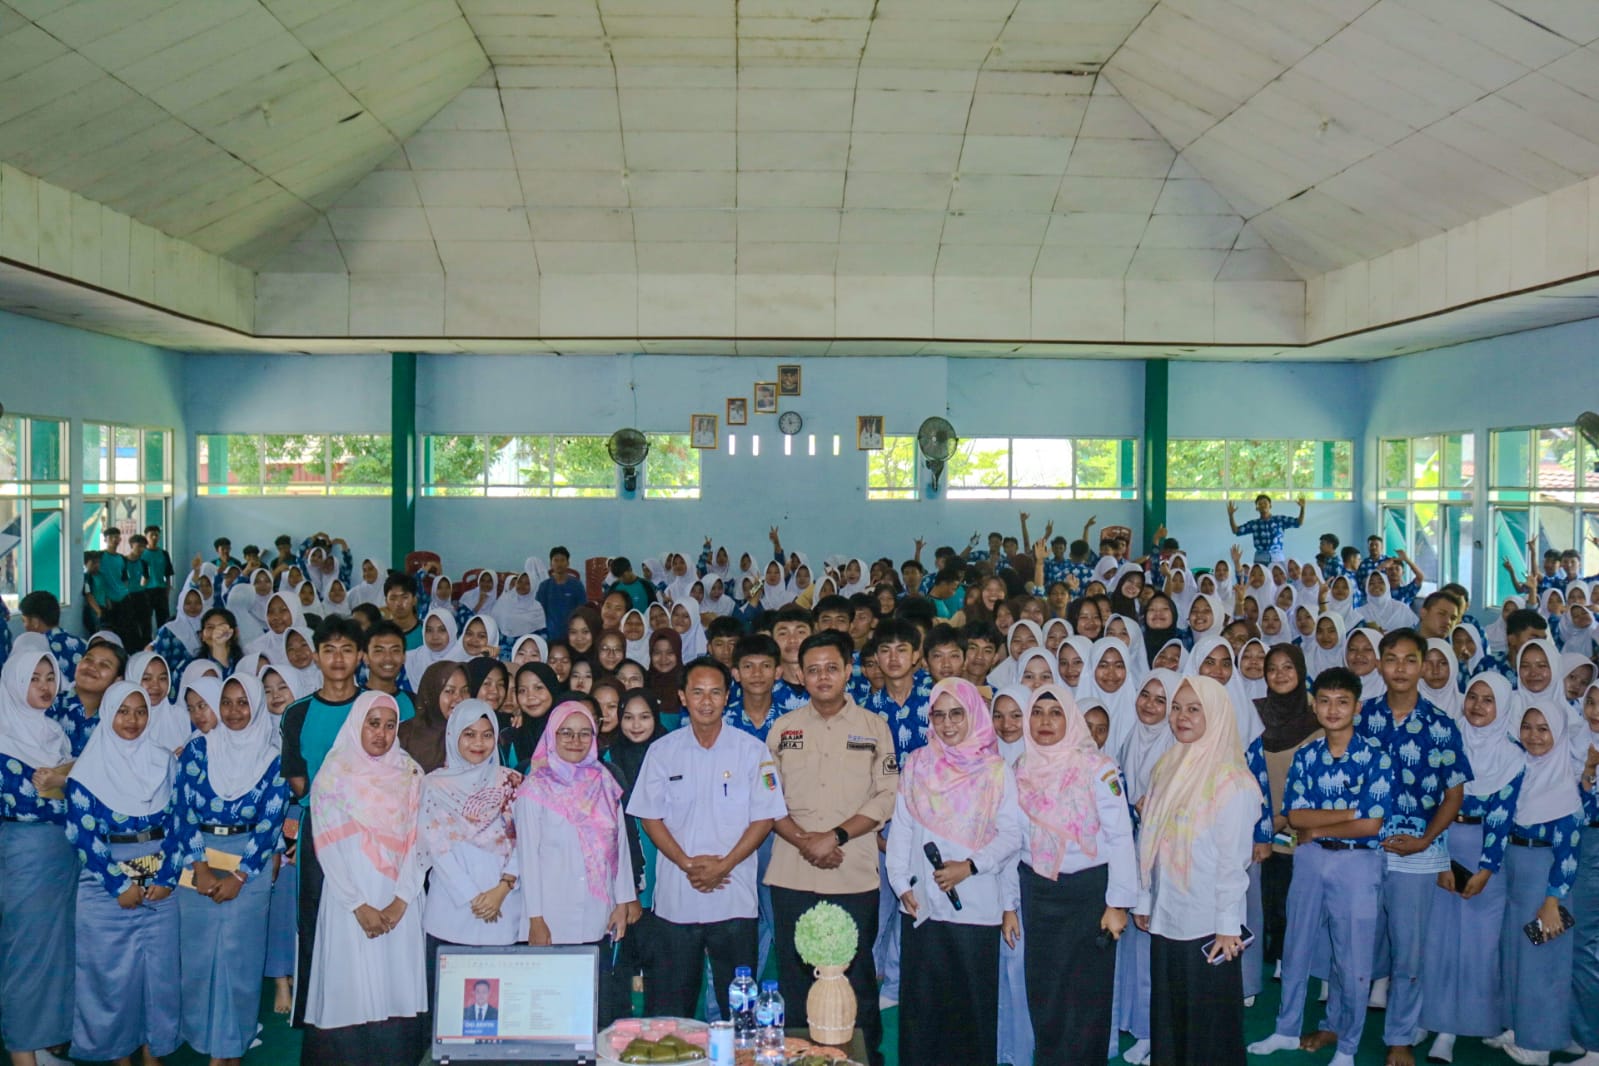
top-left (754, 980), bottom-right (786, 1065)
top-left (729, 966), bottom-right (757, 1049)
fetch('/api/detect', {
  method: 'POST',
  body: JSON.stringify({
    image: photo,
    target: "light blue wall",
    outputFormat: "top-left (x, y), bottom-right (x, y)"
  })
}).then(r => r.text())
top-left (0, 309), bottom-right (188, 632)
top-left (1365, 315), bottom-right (1599, 605)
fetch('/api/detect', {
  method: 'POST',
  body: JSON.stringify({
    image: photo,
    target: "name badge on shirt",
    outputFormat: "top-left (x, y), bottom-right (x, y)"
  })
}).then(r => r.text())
top-left (668, 774), bottom-right (684, 782)
top-left (778, 729), bottom-right (804, 751)
top-left (846, 735), bottom-right (878, 751)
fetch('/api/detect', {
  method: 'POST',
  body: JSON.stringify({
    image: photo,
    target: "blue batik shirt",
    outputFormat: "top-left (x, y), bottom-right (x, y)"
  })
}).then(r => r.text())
top-left (1285, 734), bottom-right (1395, 848)
top-left (1459, 772), bottom-right (1522, 874)
top-left (1356, 694), bottom-right (1472, 869)
top-left (48, 691), bottom-right (101, 757)
top-left (723, 683), bottom-right (780, 744)
top-left (1237, 515), bottom-right (1300, 557)
top-left (1510, 813), bottom-right (1582, 897)
top-left (863, 669), bottom-right (935, 762)
top-left (175, 738), bottom-right (290, 879)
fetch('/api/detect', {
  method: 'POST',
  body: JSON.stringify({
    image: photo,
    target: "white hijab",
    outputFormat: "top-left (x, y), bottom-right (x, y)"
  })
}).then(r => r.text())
top-left (406, 606), bottom-right (463, 683)
top-left (462, 567), bottom-right (500, 616)
top-left (0, 645), bottom-right (70, 770)
top-left (1325, 574), bottom-right (1358, 624)
top-left (988, 620), bottom-right (1045, 688)
top-left (305, 546), bottom-right (337, 599)
top-left (1512, 638), bottom-right (1564, 716)
top-left (1184, 635), bottom-right (1264, 745)
top-left (1485, 597), bottom-right (1523, 655)
top-left (163, 589), bottom-right (206, 654)
top-left (347, 558), bottom-right (386, 609)
top-left (69, 681), bottom-right (175, 816)
top-left (205, 675), bottom-right (279, 801)
top-left (449, 613), bottom-right (502, 662)
top-left (1077, 636), bottom-right (1140, 755)
top-left (1238, 637), bottom-right (1268, 702)
top-left (1058, 634), bottom-right (1096, 696)
top-left (1118, 667), bottom-right (1180, 807)
top-left (490, 571), bottom-right (546, 638)
top-left (619, 610), bottom-right (650, 663)
top-left (1511, 699), bottom-right (1583, 825)
top-left (1420, 638), bottom-right (1463, 718)
top-left (1183, 592), bottom-right (1226, 640)
top-left (1344, 627), bottom-right (1387, 701)
top-left (838, 557), bottom-right (871, 598)
top-left (991, 684), bottom-right (1032, 767)
top-left (1359, 573), bottom-right (1416, 632)
top-left (670, 601), bottom-right (707, 660)
top-left (1304, 612), bottom-right (1349, 680)
top-left (510, 633), bottom-right (549, 666)
top-left (1459, 674), bottom-right (1525, 799)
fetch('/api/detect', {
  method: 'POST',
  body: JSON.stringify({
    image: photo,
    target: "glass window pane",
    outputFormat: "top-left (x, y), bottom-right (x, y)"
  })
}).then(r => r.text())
top-left (1291, 440), bottom-right (1353, 492)
top-left (1536, 426), bottom-right (1577, 490)
top-left (948, 438), bottom-right (1011, 490)
top-left (868, 437), bottom-right (918, 499)
top-left (263, 434), bottom-right (326, 493)
top-left (1584, 512), bottom-right (1599, 578)
top-left (1442, 504), bottom-right (1474, 589)
top-left (424, 435), bottom-right (488, 488)
top-left (328, 434), bottom-right (392, 491)
top-left (142, 499), bottom-right (164, 533)
top-left (82, 423), bottom-right (109, 486)
top-left (1381, 505), bottom-right (1408, 559)
top-left (1076, 439), bottom-right (1135, 489)
top-left (112, 426), bottom-right (139, 486)
top-left (1410, 435), bottom-right (1440, 489)
top-left (0, 499), bottom-right (19, 606)
top-left (551, 436), bottom-right (615, 497)
top-left (1443, 433), bottom-right (1474, 490)
top-left (1531, 505), bottom-right (1574, 566)
top-left (0, 415), bottom-right (18, 484)
top-left (1492, 429), bottom-right (1532, 489)
top-left (1380, 439), bottom-right (1408, 489)
top-left (30, 418), bottom-right (63, 482)
top-left (30, 504), bottom-right (63, 599)
top-left (485, 435), bottom-right (548, 491)
top-left (142, 430), bottom-right (166, 481)
top-left (645, 434), bottom-right (700, 500)
top-left (1011, 439), bottom-right (1072, 490)
top-left (1491, 508), bottom-right (1529, 603)
top-left (1167, 439), bottom-right (1224, 489)
top-left (1228, 439), bottom-right (1290, 490)
top-left (1412, 502), bottom-right (1441, 583)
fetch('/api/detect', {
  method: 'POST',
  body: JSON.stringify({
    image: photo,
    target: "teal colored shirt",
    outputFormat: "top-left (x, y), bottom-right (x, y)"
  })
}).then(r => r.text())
top-left (98, 551), bottom-right (129, 603)
top-left (402, 620), bottom-right (424, 651)
top-left (279, 692), bottom-right (359, 788)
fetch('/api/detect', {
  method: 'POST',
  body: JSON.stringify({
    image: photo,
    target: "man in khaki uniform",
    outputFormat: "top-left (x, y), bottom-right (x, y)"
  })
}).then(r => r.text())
top-left (766, 630), bottom-right (896, 1066)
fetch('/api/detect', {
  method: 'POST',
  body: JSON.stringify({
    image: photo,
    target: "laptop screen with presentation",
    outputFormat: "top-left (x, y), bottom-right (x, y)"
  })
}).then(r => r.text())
top-left (431, 943), bottom-right (598, 1064)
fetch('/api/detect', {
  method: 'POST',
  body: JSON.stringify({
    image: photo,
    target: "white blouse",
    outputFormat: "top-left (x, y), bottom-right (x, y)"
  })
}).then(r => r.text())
top-left (1133, 789), bottom-right (1257, 941)
top-left (513, 794), bottom-right (636, 945)
top-left (422, 838), bottom-right (525, 946)
top-left (885, 773), bottom-right (1023, 927)
top-left (1012, 770), bottom-right (1139, 910)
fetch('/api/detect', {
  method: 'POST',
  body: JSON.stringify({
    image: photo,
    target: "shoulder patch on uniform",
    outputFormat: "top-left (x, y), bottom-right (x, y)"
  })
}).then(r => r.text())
top-left (1102, 768), bottom-right (1122, 796)
top-left (882, 754), bottom-right (899, 775)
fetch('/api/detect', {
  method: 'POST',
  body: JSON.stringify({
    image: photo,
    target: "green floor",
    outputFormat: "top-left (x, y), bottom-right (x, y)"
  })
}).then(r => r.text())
top-left (5, 977), bottom-right (1553, 1065)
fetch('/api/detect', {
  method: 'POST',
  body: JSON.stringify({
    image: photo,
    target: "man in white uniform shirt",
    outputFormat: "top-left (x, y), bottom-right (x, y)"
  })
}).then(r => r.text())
top-left (628, 656), bottom-right (787, 1018)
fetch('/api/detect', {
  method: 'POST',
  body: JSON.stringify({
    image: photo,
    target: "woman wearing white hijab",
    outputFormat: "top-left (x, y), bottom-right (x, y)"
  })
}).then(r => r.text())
top-left (1077, 637), bottom-right (1140, 757)
top-left (1305, 612), bottom-right (1348, 679)
top-left (225, 568), bottom-right (275, 644)
top-left (1056, 634), bottom-right (1096, 694)
top-left (1182, 593), bottom-right (1227, 644)
top-left (451, 614), bottom-right (503, 663)
top-left (419, 701), bottom-right (525, 954)
top-left (347, 558), bottom-right (387, 611)
top-left (1484, 597), bottom-right (1524, 656)
top-left (619, 610), bottom-right (650, 664)
top-left (302, 691), bottom-right (428, 1066)
top-left (1113, 668), bottom-right (1181, 1065)
top-left (405, 606), bottom-right (463, 685)
top-left (700, 576), bottom-right (735, 620)
top-left (759, 559), bottom-right (796, 609)
top-left (1358, 573), bottom-right (1416, 633)
top-left (1324, 575), bottom-right (1359, 625)
top-left (1419, 672), bottom-right (1525, 1063)
top-left (0, 646), bottom-right (77, 1064)
top-left (127, 649), bottom-right (191, 755)
top-left (987, 620), bottom-right (1045, 689)
top-left (1013, 647), bottom-right (1060, 691)
top-left (490, 570), bottom-right (546, 639)
top-left (1342, 628), bottom-right (1387, 702)
top-left (460, 567), bottom-right (500, 618)
top-left (244, 590), bottom-right (306, 666)
top-left (1419, 638), bottom-right (1464, 719)
top-left (838, 557), bottom-right (871, 598)
top-left (1511, 637), bottom-right (1564, 718)
top-left (1186, 636), bottom-right (1265, 747)
top-left (1491, 699), bottom-right (1585, 1063)
top-left (668, 600), bottom-right (707, 661)
top-left (64, 681), bottom-right (182, 1065)
top-left (176, 673), bottom-right (290, 1062)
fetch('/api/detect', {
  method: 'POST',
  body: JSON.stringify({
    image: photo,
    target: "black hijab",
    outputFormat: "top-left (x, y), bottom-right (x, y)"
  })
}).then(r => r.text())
top-left (1141, 592), bottom-right (1182, 662)
top-left (1253, 642), bottom-right (1319, 751)
top-left (606, 688), bottom-right (666, 801)
top-left (505, 661), bottom-right (562, 768)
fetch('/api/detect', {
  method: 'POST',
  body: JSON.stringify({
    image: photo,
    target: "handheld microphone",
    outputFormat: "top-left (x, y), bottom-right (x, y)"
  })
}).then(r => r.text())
top-left (923, 841), bottom-right (962, 911)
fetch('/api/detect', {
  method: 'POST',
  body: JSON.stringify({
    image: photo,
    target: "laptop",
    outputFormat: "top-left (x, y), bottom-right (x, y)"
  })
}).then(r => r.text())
top-left (431, 943), bottom-right (598, 1065)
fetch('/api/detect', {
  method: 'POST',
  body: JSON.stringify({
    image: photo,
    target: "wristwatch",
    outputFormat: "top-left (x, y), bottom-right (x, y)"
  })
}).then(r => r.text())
top-left (833, 827), bottom-right (850, 847)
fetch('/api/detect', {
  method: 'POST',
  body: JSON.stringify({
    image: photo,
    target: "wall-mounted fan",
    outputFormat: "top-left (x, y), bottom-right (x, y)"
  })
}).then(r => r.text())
top-left (1577, 411), bottom-right (1599, 469)
top-left (607, 428), bottom-right (650, 493)
top-left (917, 416), bottom-right (958, 493)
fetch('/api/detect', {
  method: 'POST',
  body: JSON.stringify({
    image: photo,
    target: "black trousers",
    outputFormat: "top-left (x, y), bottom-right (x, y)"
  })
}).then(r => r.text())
top-left (301, 1015), bottom-right (426, 1066)
top-left (292, 812), bottom-right (324, 1028)
top-left (1149, 933), bottom-right (1245, 1066)
top-left (1020, 862), bottom-right (1116, 1066)
top-left (146, 586), bottom-right (172, 628)
top-left (644, 915), bottom-right (757, 1020)
top-left (1260, 851), bottom-right (1293, 963)
top-left (770, 886), bottom-right (883, 1066)
top-left (899, 915), bottom-right (999, 1066)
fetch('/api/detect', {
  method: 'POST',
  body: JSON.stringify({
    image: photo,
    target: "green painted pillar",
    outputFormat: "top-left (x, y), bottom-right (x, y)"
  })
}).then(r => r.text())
top-left (1142, 359), bottom-right (1169, 545)
top-left (391, 353), bottom-right (417, 569)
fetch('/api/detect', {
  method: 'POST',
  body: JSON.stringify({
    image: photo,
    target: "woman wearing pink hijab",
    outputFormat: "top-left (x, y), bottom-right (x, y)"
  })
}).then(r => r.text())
top-left (513, 700), bottom-right (636, 1027)
top-left (886, 678), bottom-right (1022, 1066)
top-left (1012, 683), bottom-right (1137, 1066)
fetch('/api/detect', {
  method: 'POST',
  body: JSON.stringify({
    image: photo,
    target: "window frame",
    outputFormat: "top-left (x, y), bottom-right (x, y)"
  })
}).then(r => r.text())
top-left (197, 432), bottom-right (393, 497)
top-left (867, 435), bottom-right (1139, 502)
top-left (1374, 432), bottom-right (1475, 588)
top-left (1165, 437), bottom-right (1354, 501)
top-left (1487, 423), bottom-right (1598, 603)
top-left (0, 412), bottom-right (70, 610)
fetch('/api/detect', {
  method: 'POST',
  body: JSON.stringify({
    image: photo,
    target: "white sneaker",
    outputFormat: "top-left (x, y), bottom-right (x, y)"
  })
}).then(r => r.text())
top-left (1565, 1044), bottom-right (1589, 1056)
top-left (33, 1051), bottom-right (73, 1066)
top-left (1330, 1053), bottom-right (1356, 1066)
top-left (1247, 1033), bottom-right (1300, 1055)
top-left (1368, 975), bottom-right (1390, 1009)
top-left (1273, 958), bottom-right (1282, 979)
top-left (1319, 979), bottom-right (1330, 1002)
top-left (1427, 1032), bottom-right (1455, 1063)
top-left (1503, 1045), bottom-right (1549, 1066)
top-left (1485, 1029), bottom-right (1517, 1049)
top-left (1123, 1038), bottom-right (1151, 1065)
top-left (1244, 995), bottom-right (1256, 1007)
top-left (878, 993), bottom-right (897, 1010)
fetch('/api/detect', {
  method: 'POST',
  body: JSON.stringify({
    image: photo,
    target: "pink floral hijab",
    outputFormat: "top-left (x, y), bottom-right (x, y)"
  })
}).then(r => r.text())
top-left (517, 701), bottom-right (623, 902)
top-left (311, 691), bottom-right (423, 882)
top-left (1014, 683), bottom-right (1117, 877)
top-left (903, 678), bottom-right (1006, 852)
top-left (419, 699), bottom-right (518, 864)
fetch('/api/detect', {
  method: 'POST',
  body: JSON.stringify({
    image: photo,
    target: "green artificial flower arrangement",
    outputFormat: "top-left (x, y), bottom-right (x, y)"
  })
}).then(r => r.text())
top-left (794, 901), bottom-right (859, 968)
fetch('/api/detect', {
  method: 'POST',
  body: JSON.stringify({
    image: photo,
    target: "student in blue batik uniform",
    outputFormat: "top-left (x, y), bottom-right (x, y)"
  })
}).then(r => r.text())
top-left (1251, 667), bottom-right (1394, 1066)
top-left (1356, 629), bottom-right (1472, 1066)
top-left (1488, 701), bottom-right (1584, 1064)
top-left (721, 632), bottom-right (784, 982)
top-left (19, 590), bottom-right (90, 687)
top-left (1570, 680), bottom-right (1599, 1066)
top-left (176, 673), bottom-right (290, 1062)
top-left (1419, 672), bottom-right (1525, 1064)
top-left (863, 619), bottom-right (934, 762)
top-left (1355, 535), bottom-right (1392, 592)
top-left (48, 639), bottom-right (125, 758)
top-left (0, 645), bottom-right (78, 1065)
top-left (64, 681), bottom-right (184, 1065)
top-left (1227, 494), bottom-right (1306, 565)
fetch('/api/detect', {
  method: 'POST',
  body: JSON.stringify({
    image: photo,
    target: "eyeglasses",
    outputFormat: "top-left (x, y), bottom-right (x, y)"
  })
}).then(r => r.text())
top-left (556, 729), bottom-right (594, 742)
top-left (929, 708), bottom-right (966, 724)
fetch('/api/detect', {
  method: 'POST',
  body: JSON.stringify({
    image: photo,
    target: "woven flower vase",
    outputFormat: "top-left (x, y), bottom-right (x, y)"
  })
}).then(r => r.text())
top-left (806, 964), bottom-right (856, 1046)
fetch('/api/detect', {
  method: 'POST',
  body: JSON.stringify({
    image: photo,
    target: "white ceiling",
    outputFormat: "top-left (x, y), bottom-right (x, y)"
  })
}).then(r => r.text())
top-left (0, 0), bottom-right (1596, 353)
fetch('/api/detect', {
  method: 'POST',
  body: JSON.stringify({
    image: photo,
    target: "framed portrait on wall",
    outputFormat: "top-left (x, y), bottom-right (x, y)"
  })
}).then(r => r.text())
top-left (727, 397), bottom-right (748, 425)
top-left (753, 382), bottom-right (778, 414)
top-left (856, 415), bottom-right (884, 451)
top-left (690, 414), bottom-right (718, 449)
top-left (777, 365), bottom-right (802, 396)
